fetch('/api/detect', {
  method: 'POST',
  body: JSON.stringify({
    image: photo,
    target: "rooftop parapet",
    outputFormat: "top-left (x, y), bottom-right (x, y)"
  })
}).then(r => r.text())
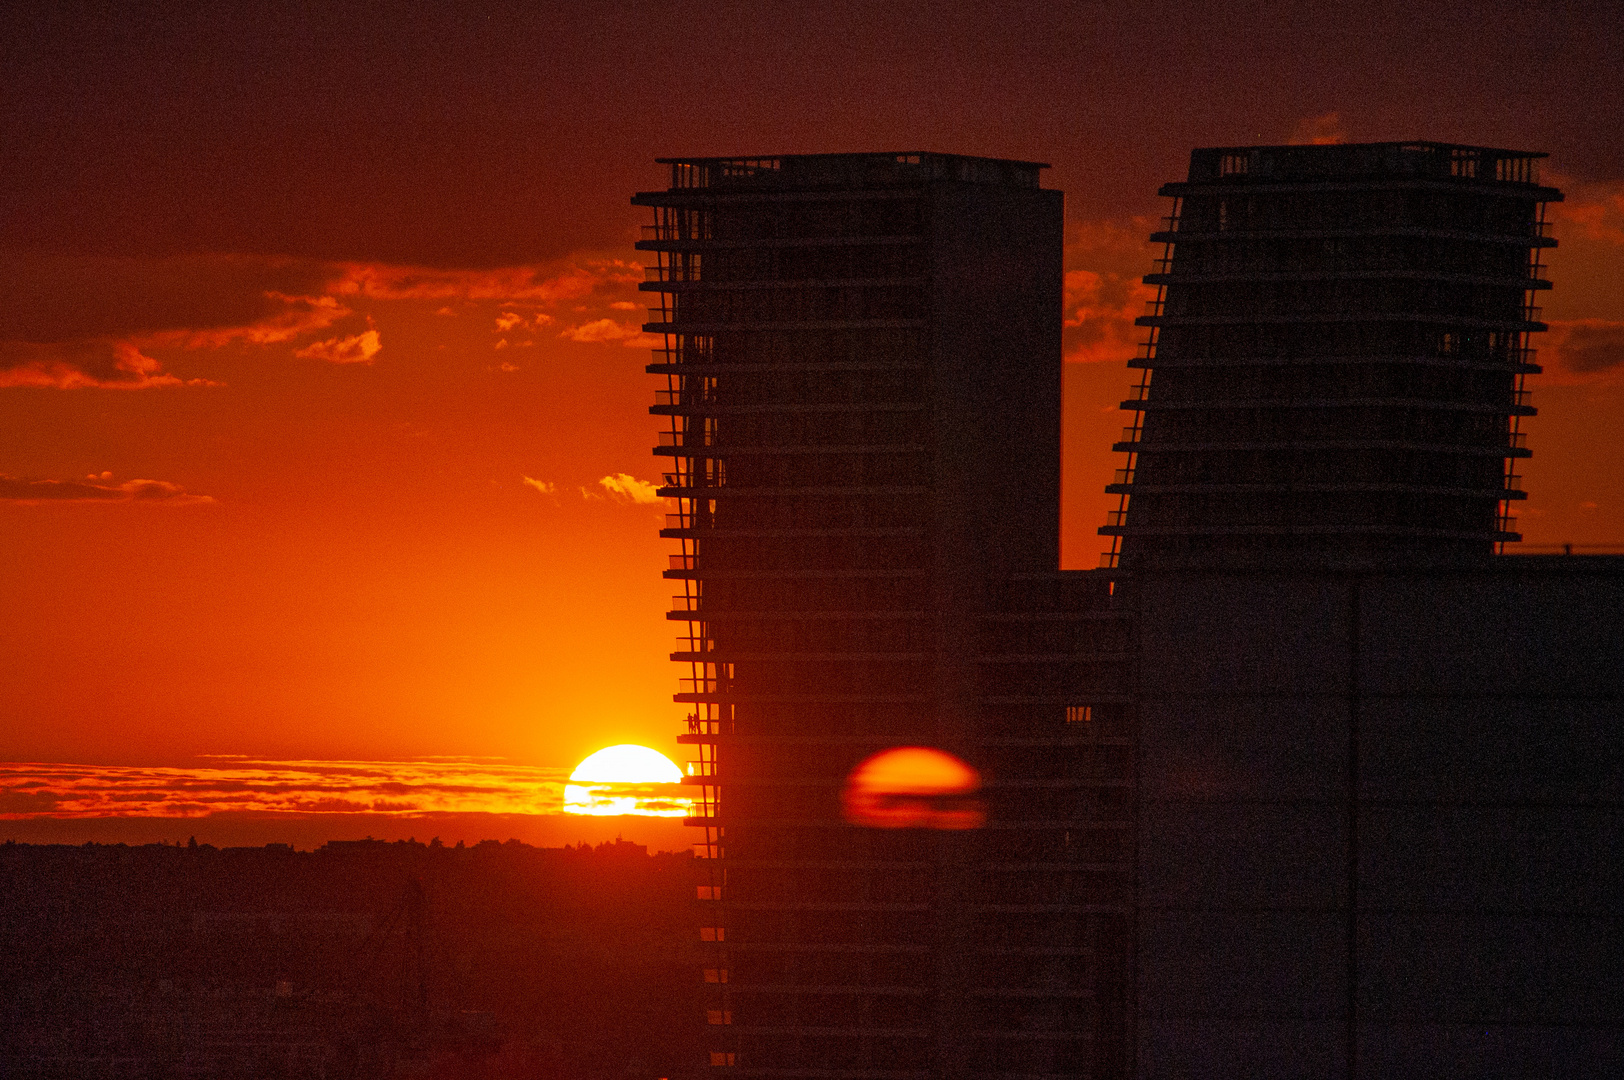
top-left (649, 151), bottom-right (1048, 192)
top-left (1180, 141), bottom-right (1557, 189)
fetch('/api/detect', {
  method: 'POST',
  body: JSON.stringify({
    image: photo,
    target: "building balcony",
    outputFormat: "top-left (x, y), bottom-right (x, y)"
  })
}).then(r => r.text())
top-left (1111, 436), bottom-right (1533, 457)
top-left (1129, 352), bottom-right (1544, 374)
top-left (1143, 268), bottom-right (1552, 290)
top-left (1135, 310), bottom-right (1549, 331)
top-left (1120, 395), bottom-right (1537, 417)
top-left (1150, 222), bottom-right (1558, 247)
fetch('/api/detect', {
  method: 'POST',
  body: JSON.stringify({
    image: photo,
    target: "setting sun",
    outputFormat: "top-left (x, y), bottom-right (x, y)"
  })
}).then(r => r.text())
top-left (563, 744), bottom-right (691, 817)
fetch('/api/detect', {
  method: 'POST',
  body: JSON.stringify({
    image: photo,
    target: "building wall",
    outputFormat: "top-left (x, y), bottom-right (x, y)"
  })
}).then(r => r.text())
top-left (1132, 558), bottom-right (1624, 1079)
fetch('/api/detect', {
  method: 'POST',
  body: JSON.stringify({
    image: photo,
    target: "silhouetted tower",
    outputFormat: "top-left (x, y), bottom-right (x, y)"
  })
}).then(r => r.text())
top-left (1103, 143), bottom-right (1562, 567)
top-left (637, 155), bottom-right (1132, 1079)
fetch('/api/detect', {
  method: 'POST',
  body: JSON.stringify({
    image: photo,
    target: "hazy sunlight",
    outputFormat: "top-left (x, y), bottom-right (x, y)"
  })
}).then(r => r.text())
top-left (842, 746), bottom-right (986, 830)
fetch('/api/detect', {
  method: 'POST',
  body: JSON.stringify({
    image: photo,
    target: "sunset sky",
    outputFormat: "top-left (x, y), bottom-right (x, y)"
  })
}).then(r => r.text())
top-left (3, 1), bottom-right (1621, 844)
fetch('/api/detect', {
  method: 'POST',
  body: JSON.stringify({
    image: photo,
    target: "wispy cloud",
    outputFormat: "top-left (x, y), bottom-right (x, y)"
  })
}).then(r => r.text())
top-left (0, 759), bottom-right (574, 819)
top-left (521, 476), bottom-right (557, 495)
top-left (0, 341), bottom-right (221, 390)
top-left (1062, 218), bottom-right (1159, 364)
top-left (0, 472), bottom-right (214, 504)
top-left (0, 253), bottom-right (343, 388)
top-left (0, 253), bottom-right (336, 345)
top-left (331, 259), bottom-right (643, 303)
top-left (1551, 175), bottom-right (1624, 246)
top-left (1538, 174), bottom-right (1624, 381)
top-left (295, 327), bottom-right (381, 365)
top-left (1064, 269), bottom-right (1156, 365)
top-left (598, 473), bottom-right (663, 504)
top-left (159, 293), bottom-right (351, 349)
top-left (0, 252), bottom-right (649, 390)
top-left (494, 311), bottom-right (553, 333)
top-left (559, 318), bottom-right (663, 349)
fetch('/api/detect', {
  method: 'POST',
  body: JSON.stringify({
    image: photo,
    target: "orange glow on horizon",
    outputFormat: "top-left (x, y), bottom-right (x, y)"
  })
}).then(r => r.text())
top-left (842, 747), bottom-right (986, 830)
top-left (563, 744), bottom-right (691, 817)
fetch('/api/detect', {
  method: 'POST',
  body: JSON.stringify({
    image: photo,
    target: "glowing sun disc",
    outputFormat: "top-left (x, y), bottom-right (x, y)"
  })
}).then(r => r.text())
top-left (563, 744), bottom-right (691, 817)
top-left (569, 744), bottom-right (684, 784)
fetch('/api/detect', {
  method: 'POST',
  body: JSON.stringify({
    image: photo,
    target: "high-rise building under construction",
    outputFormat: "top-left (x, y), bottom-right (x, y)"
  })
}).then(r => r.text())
top-left (1105, 142), bottom-right (1555, 567)
top-left (636, 154), bottom-right (1134, 1078)
top-left (636, 145), bottom-right (1622, 1079)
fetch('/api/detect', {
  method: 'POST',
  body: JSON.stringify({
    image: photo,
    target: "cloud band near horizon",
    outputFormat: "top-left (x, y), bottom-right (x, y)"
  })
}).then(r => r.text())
top-left (0, 759), bottom-right (578, 819)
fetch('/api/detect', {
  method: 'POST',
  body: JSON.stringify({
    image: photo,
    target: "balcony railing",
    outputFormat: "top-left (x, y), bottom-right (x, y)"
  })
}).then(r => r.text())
top-left (655, 389), bottom-right (718, 407)
top-left (647, 262), bottom-right (704, 283)
top-left (658, 431), bottom-right (716, 448)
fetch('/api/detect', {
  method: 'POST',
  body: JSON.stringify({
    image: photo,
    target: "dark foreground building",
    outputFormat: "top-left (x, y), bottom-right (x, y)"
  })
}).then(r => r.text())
top-left (637, 144), bottom-right (1622, 1079)
top-left (1129, 556), bottom-right (1624, 1079)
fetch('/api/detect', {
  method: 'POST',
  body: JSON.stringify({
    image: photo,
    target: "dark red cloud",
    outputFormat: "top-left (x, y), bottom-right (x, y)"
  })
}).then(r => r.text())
top-left (1061, 219), bottom-right (1159, 363)
top-left (0, 253), bottom-right (335, 343)
top-left (0, 252), bottom-right (648, 387)
top-left (1551, 321), bottom-right (1624, 376)
top-left (0, 472), bottom-right (213, 503)
top-left (0, 339), bottom-right (217, 389)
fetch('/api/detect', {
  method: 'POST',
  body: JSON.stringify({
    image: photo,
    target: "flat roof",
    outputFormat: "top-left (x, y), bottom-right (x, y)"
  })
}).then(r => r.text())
top-left (644, 152), bottom-right (1050, 192)
top-left (655, 151), bottom-right (1050, 168)
top-left (1193, 140), bottom-right (1546, 161)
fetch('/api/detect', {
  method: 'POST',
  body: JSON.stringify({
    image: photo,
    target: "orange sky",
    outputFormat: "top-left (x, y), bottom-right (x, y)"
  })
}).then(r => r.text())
top-left (2, 2), bottom-right (1621, 843)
